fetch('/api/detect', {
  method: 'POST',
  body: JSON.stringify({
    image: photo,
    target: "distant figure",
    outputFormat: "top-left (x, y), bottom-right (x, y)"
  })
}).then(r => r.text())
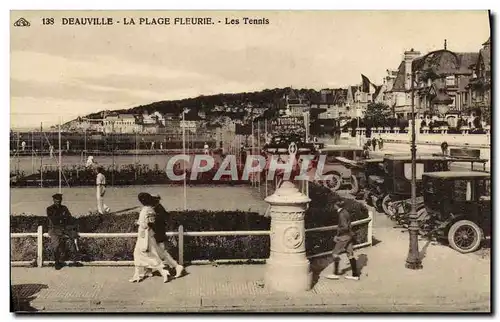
top-left (371, 137), bottom-right (377, 151)
top-left (151, 141), bottom-right (155, 150)
top-left (363, 143), bottom-right (370, 159)
top-left (86, 155), bottom-right (94, 168)
top-left (160, 142), bottom-right (163, 150)
top-left (46, 193), bottom-right (80, 270)
top-left (96, 167), bottom-right (110, 215)
top-left (378, 136), bottom-right (384, 150)
top-left (21, 141), bottom-right (26, 151)
top-left (49, 145), bottom-right (55, 158)
top-left (66, 140), bottom-right (70, 151)
top-left (204, 142), bottom-right (209, 155)
top-left (441, 141), bottom-right (449, 156)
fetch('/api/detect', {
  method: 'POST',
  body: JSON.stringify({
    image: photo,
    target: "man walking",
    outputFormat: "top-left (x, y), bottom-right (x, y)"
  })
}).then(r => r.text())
top-left (326, 200), bottom-right (360, 280)
top-left (96, 167), bottom-right (110, 215)
top-left (144, 193), bottom-right (184, 279)
top-left (46, 193), bottom-right (80, 270)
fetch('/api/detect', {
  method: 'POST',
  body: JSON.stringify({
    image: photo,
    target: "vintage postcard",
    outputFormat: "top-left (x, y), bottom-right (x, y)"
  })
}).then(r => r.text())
top-left (10, 10), bottom-right (491, 313)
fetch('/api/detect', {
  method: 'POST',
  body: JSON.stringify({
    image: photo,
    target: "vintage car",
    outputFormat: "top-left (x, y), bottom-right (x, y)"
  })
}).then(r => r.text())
top-left (367, 154), bottom-right (488, 216)
top-left (334, 157), bottom-right (384, 196)
top-left (315, 146), bottom-right (364, 191)
top-left (422, 171), bottom-right (491, 253)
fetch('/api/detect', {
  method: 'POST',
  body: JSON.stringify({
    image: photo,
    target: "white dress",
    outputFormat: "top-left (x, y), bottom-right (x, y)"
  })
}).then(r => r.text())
top-left (133, 206), bottom-right (163, 269)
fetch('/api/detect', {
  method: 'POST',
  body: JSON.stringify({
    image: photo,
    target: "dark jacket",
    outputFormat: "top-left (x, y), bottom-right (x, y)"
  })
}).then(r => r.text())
top-left (151, 203), bottom-right (169, 243)
top-left (336, 208), bottom-right (353, 241)
top-left (46, 204), bottom-right (78, 237)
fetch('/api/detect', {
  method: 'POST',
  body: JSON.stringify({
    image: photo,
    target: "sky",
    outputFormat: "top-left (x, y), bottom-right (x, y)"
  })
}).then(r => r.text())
top-left (10, 10), bottom-right (490, 129)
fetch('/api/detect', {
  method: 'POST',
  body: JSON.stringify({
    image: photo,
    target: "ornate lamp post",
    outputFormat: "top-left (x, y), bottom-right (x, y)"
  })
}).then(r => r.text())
top-left (405, 62), bottom-right (423, 270)
top-left (263, 140), bottom-right (314, 292)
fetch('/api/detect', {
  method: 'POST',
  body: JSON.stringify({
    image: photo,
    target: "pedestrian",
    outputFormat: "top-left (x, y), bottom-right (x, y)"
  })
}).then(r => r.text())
top-left (86, 155), bottom-right (94, 168)
top-left (371, 137), bottom-right (377, 151)
top-left (378, 136), bottom-right (384, 150)
top-left (66, 140), bottom-right (70, 151)
top-left (96, 167), bottom-right (110, 215)
top-left (325, 200), bottom-right (360, 280)
top-left (142, 193), bottom-right (184, 279)
top-left (160, 142), bottom-right (163, 150)
top-left (49, 145), bottom-right (54, 158)
top-left (441, 141), bottom-right (449, 156)
top-left (129, 193), bottom-right (170, 283)
top-left (151, 141), bottom-right (155, 150)
top-left (46, 193), bottom-right (80, 270)
top-left (21, 141), bottom-right (26, 151)
top-left (204, 142), bottom-right (209, 155)
top-left (362, 143), bottom-right (370, 159)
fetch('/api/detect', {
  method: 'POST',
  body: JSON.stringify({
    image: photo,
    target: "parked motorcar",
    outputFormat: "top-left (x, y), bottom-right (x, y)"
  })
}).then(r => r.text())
top-left (367, 154), bottom-right (488, 216)
top-left (422, 171), bottom-right (491, 253)
top-left (335, 157), bottom-right (384, 196)
top-left (314, 146), bottom-right (364, 192)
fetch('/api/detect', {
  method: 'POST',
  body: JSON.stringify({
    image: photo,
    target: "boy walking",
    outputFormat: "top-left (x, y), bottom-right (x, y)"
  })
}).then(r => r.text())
top-left (326, 200), bottom-right (360, 280)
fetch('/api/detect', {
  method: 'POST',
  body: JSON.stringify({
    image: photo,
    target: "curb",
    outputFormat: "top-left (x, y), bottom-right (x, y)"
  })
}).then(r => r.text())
top-left (21, 293), bottom-right (491, 313)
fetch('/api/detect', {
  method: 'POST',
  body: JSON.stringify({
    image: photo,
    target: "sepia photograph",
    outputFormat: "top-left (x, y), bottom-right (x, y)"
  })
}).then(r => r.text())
top-left (9, 9), bottom-right (491, 313)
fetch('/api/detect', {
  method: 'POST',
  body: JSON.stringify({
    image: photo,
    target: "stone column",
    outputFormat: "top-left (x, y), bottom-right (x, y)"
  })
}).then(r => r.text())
top-left (264, 181), bottom-right (312, 293)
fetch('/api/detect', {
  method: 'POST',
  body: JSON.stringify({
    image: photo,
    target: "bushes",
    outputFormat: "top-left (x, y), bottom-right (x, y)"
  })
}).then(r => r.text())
top-left (11, 164), bottom-right (251, 187)
top-left (11, 183), bottom-right (370, 263)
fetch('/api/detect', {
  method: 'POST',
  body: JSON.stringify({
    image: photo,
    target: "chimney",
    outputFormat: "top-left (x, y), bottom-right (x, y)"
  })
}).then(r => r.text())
top-left (404, 48), bottom-right (421, 90)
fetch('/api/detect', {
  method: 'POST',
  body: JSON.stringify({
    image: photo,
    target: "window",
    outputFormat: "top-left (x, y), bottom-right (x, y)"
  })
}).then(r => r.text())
top-left (453, 180), bottom-right (473, 201)
top-left (404, 163), bottom-right (424, 180)
top-left (446, 76), bottom-right (456, 86)
top-left (478, 179), bottom-right (491, 198)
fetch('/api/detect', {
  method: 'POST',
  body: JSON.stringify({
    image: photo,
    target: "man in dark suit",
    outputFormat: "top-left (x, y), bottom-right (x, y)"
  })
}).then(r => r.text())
top-left (143, 193), bottom-right (184, 279)
top-left (326, 200), bottom-right (360, 280)
top-left (46, 193), bottom-right (80, 270)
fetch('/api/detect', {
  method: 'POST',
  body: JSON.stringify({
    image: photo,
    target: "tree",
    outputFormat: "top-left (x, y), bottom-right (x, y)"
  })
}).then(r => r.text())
top-left (363, 102), bottom-right (391, 128)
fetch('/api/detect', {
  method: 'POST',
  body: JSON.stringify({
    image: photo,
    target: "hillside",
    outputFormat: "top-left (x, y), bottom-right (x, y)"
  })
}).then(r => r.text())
top-left (84, 87), bottom-right (336, 120)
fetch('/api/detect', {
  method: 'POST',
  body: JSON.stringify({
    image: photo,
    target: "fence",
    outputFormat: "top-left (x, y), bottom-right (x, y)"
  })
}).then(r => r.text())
top-left (10, 211), bottom-right (373, 267)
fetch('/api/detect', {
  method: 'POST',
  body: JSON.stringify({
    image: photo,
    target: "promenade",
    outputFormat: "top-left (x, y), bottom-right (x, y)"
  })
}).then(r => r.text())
top-left (11, 215), bottom-right (490, 313)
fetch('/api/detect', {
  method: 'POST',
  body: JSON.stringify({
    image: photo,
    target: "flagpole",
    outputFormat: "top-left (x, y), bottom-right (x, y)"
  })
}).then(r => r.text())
top-left (40, 122), bottom-right (43, 187)
top-left (58, 117), bottom-right (62, 193)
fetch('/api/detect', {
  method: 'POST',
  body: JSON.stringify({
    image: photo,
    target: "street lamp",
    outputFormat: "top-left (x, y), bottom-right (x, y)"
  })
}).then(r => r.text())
top-left (405, 64), bottom-right (423, 270)
top-left (181, 108), bottom-right (190, 210)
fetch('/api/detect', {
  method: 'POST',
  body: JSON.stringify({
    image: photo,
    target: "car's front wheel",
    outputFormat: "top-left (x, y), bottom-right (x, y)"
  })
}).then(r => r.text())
top-left (447, 220), bottom-right (483, 253)
top-left (323, 173), bottom-right (342, 191)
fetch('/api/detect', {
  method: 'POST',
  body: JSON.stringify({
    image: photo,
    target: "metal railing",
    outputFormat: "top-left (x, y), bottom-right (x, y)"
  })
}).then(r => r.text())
top-left (10, 211), bottom-right (372, 267)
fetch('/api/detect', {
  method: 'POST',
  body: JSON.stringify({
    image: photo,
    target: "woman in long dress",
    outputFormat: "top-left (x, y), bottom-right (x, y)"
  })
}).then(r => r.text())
top-left (129, 193), bottom-right (170, 283)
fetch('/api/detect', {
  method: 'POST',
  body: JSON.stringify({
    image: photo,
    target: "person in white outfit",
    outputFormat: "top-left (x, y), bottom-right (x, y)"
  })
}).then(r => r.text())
top-left (49, 145), bottom-right (54, 158)
top-left (203, 142), bottom-right (209, 155)
top-left (129, 193), bottom-right (170, 283)
top-left (21, 141), bottom-right (26, 151)
top-left (96, 167), bottom-right (110, 215)
top-left (86, 156), bottom-right (94, 168)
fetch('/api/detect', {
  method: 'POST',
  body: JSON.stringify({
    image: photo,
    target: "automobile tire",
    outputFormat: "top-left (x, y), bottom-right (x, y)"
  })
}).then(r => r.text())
top-left (349, 175), bottom-right (359, 195)
top-left (324, 173), bottom-right (342, 192)
top-left (447, 220), bottom-right (483, 254)
top-left (382, 194), bottom-right (394, 217)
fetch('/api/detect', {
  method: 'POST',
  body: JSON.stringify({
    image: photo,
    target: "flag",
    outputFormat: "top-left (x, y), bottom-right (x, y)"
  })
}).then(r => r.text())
top-left (361, 74), bottom-right (377, 94)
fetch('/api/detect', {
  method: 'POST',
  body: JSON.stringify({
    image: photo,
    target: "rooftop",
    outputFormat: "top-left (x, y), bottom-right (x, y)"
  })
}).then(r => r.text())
top-left (423, 171), bottom-right (490, 179)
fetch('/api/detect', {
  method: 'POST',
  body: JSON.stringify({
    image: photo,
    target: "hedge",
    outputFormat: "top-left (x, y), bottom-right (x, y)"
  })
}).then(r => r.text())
top-left (11, 164), bottom-right (252, 187)
top-left (11, 183), bottom-right (369, 263)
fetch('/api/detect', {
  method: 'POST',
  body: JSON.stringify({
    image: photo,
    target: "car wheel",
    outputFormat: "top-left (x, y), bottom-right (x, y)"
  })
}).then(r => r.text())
top-left (349, 175), bottom-right (359, 195)
top-left (382, 194), bottom-right (394, 217)
top-left (447, 220), bottom-right (483, 254)
top-left (324, 173), bottom-right (341, 191)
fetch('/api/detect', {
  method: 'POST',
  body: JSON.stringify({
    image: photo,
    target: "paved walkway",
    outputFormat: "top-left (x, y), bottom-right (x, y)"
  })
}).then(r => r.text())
top-left (11, 224), bottom-right (490, 312)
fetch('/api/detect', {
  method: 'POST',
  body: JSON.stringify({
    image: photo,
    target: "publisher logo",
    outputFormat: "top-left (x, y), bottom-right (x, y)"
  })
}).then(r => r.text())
top-left (14, 18), bottom-right (31, 27)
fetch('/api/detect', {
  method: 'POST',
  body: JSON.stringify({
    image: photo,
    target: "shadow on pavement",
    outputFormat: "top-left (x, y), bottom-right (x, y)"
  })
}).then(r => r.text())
top-left (11, 284), bottom-right (48, 313)
top-left (310, 253), bottom-right (369, 288)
